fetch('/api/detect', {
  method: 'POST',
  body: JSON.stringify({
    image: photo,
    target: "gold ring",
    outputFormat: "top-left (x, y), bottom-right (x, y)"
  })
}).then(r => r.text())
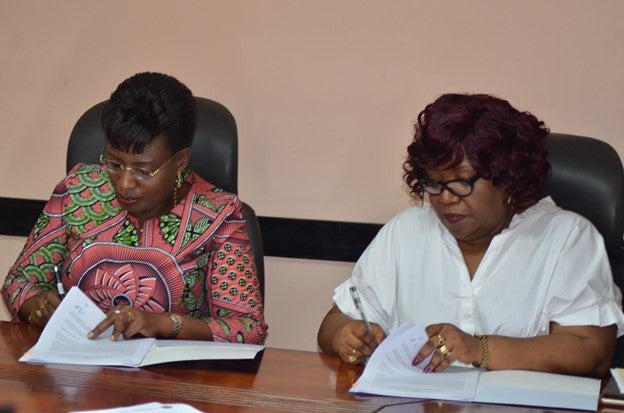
top-left (347, 354), bottom-right (358, 364)
top-left (436, 334), bottom-right (445, 346)
top-left (441, 351), bottom-right (452, 362)
top-left (35, 309), bottom-right (42, 318)
top-left (114, 308), bottom-right (122, 315)
top-left (439, 344), bottom-right (450, 355)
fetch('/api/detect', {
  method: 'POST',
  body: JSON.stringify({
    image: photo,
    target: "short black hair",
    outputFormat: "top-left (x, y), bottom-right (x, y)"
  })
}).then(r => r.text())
top-left (102, 72), bottom-right (197, 154)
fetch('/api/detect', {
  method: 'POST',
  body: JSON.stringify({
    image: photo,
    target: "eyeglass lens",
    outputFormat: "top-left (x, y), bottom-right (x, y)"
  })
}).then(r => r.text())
top-left (422, 174), bottom-right (480, 197)
top-left (99, 156), bottom-right (154, 180)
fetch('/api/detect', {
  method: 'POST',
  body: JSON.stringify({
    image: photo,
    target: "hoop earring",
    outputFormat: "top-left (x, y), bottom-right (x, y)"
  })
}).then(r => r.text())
top-left (505, 195), bottom-right (514, 206)
top-left (173, 172), bottom-right (183, 207)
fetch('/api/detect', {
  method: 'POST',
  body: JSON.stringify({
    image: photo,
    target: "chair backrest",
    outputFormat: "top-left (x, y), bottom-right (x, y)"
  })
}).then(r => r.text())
top-left (67, 97), bottom-right (239, 193)
top-left (543, 133), bottom-right (624, 287)
top-left (66, 97), bottom-right (265, 300)
top-left (543, 133), bottom-right (624, 365)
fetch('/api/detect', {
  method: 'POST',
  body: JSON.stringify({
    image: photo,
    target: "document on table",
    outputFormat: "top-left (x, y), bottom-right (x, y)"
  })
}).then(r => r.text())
top-left (352, 321), bottom-right (479, 401)
top-left (351, 321), bottom-right (600, 411)
top-left (611, 367), bottom-right (624, 392)
top-left (71, 402), bottom-right (203, 413)
top-left (20, 287), bottom-right (264, 367)
top-left (601, 369), bottom-right (624, 407)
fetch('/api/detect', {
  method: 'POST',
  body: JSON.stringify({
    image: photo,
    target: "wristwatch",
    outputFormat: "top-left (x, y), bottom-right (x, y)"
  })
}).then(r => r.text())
top-left (473, 333), bottom-right (489, 369)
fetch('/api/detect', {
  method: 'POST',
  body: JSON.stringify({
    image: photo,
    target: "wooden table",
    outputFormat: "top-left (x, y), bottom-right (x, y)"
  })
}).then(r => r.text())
top-left (0, 321), bottom-right (608, 412)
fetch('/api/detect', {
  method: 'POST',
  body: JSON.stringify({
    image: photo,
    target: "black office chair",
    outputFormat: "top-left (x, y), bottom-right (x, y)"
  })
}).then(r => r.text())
top-left (542, 133), bottom-right (624, 365)
top-left (66, 97), bottom-right (265, 300)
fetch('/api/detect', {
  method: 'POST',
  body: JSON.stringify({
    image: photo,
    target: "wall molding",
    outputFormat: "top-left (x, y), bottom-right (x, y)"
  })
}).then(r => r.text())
top-left (0, 197), bottom-right (381, 263)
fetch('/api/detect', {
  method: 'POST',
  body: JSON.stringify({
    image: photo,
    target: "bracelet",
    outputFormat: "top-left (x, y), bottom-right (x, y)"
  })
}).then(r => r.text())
top-left (473, 333), bottom-right (489, 369)
top-left (169, 313), bottom-right (183, 338)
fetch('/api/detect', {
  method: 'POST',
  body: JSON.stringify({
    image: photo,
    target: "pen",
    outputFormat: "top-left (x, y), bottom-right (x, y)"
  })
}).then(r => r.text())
top-left (54, 265), bottom-right (65, 300)
top-left (349, 285), bottom-right (373, 336)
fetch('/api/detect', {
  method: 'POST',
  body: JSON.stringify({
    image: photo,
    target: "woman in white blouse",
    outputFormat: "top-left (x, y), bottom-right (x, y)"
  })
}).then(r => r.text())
top-left (317, 93), bottom-right (624, 377)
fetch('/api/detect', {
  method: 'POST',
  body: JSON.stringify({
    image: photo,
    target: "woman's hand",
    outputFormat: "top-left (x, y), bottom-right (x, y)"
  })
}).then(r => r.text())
top-left (87, 306), bottom-right (172, 341)
top-left (413, 323), bottom-right (482, 372)
top-left (19, 290), bottom-right (62, 327)
top-left (332, 321), bottom-right (386, 365)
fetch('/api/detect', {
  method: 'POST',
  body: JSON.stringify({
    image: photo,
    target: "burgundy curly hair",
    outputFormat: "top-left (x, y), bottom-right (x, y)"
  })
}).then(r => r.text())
top-left (403, 93), bottom-right (550, 204)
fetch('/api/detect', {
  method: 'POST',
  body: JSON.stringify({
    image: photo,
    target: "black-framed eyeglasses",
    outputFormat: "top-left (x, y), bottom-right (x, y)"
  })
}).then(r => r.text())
top-left (421, 173), bottom-right (481, 197)
top-left (99, 152), bottom-right (179, 181)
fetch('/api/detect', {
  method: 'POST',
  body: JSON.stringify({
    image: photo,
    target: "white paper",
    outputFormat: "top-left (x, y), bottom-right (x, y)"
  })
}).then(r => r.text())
top-left (352, 321), bottom-right (479, 401)
top-left (611, 368), bottom-right (624, 393)
top-left (70, 402), bottom-right (204, 413)
top-left (20, 287), bottom-right (264, 367)
top-left (363, 321), bottom-right (433, 375)
top-left (20, 287), bottom-right (155, 366)
top-left (475, 370), bottom-right (600, 411)
top-left (350, 321), bottom-right (599, 411)
top-left (141, 339), bottom-right (266, 366)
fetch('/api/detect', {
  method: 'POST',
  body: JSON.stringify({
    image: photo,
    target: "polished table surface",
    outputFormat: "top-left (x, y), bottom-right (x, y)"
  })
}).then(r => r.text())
top-left (0, 321), bottom-right (613, 412)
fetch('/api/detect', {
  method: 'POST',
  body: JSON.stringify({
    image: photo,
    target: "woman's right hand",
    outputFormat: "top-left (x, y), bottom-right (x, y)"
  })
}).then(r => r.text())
top-left (19, 290), bottom-right (62, 327)
top-left (332, 321), bottom-right (386, 365)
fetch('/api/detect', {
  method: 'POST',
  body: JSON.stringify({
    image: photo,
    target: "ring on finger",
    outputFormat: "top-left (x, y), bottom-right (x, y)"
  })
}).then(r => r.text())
top-left (436, 334), bottom-right (445, 346)
top-left (347, 348), bottom-right (358, 364)
top-left (439, 344), bottom-right (451, 355)
top-left (28, 309), bottom-right (43, 323)
top-left (114, 308), bottom-right (122, 315)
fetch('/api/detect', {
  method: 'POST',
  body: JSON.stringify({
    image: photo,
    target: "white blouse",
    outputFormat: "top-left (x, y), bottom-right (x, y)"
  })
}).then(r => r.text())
top-left (334, 197), bottom-right (624, 338)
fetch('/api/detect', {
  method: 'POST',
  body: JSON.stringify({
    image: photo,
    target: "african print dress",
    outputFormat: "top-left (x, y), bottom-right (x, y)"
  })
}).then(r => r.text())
top-left (2, 164), bottom-right (267, 344)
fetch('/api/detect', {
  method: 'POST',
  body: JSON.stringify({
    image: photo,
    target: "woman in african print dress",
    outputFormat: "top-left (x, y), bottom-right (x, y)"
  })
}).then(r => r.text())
top-left (2, 72), bottom-right (267, 344)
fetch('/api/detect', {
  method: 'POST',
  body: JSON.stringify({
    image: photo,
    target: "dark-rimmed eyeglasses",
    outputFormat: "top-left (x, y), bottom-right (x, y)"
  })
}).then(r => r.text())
top-left (99, 152), bottom-right (178, 181)
top-left (421, 173), bottom-right (481, 197)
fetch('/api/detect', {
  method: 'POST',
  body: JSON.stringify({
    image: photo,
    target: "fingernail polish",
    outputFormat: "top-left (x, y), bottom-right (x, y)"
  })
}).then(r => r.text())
top-left (412, 358), bottom-right (420, 366)
top-left (424, 366), bottom-right (430, 373)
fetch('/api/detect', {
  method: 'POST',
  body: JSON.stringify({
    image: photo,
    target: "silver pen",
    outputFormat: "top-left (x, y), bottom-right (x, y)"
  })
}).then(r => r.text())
top-left (349, 285), bottom-right (373, 335)
top-left (54, 265), bottom-right (65, 300)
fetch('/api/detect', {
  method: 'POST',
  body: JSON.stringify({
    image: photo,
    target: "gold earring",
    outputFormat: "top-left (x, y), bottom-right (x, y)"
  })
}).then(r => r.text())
top-left (505, 195), bottom-right (514, 206)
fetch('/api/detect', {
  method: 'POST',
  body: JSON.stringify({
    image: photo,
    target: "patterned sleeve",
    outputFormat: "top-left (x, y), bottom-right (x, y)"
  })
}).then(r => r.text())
top-left (1, 179), bottom-right (70, 321)
top-left (202, 199), bottom-right (268, 344)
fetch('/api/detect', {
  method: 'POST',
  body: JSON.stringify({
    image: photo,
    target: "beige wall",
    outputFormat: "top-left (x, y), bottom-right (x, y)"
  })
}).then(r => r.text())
top-left (1, 1), bottom-right (623, 351)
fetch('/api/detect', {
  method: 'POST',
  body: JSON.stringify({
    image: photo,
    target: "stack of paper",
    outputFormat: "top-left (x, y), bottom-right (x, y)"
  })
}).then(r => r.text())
top-left (351, 321), bottom-right (600, 411)
top-left (71, 402), bottom-right (203, 413)
top-left (20, 287), bottom-right (264, 367)
top-left (601, 368), bottom-right (624, 407)
top-left (611, 368), bottom-right (624, 392)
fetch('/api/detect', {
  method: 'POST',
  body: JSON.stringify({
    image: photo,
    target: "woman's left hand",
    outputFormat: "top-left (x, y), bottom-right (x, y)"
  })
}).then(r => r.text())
top-left (87, 306), bottom-right (168, 341)
top-left (413, 323), bottom-right (482, 372)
